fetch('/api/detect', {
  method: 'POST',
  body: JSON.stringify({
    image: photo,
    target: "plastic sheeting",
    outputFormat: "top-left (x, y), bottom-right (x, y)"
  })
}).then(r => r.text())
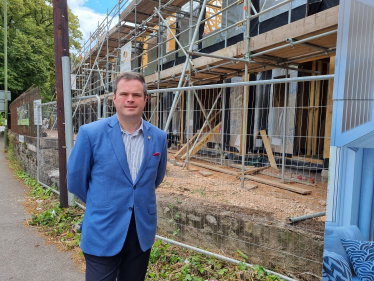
top-left (202, 0), bottom-right (245, 49)
top-left (161, 23), bottom-right (176, 64)
top-left (229, 77), bottom-right (244, 150)
top-left (259, 0), bottom-right (306, 22)
top-left (143, 35), bottom-right (158, 77)
top-left (254, 70), bottom-right (272, 148)
top-left (267, 69), bottom-right (297, 155)
top-left (177, 2), bottom-right (200, 57)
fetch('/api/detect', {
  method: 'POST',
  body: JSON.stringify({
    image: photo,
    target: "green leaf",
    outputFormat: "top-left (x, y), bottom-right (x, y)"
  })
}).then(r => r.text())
top-left (238, 261), bottom-right (247, 270)
top-left (236, 249), bottom-right (248, 260)
top-left (253, 264), bottom-right (266, 275)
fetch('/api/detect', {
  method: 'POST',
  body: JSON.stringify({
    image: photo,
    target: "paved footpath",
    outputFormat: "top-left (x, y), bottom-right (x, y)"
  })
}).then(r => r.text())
top-left (0, 135), bottom-right (84, 280)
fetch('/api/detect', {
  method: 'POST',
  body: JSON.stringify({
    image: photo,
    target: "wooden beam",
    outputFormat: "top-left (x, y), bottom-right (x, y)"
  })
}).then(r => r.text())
top-left (189, 161), bottom-right (238, 176)
top-left (181, 122), bottom-right (222, 159)
top-left (312, 61), bottom-right (323, 155)
top-left (175, 110), bottom-right (221, 158)
top-left (243, 166), bottom-right (269, 175)
top-left (323, 55), bottom-right (335, 159)
top-left (259, 130), bottom-right (278, 169)
top-left (307, 61), bottom-right (317, 156)
top-left (180, 91), bottom-right (184, 145)
top-left (291, 156), bottom-right (323, 165)
top-left (243, 175), bottom-right (312, 195)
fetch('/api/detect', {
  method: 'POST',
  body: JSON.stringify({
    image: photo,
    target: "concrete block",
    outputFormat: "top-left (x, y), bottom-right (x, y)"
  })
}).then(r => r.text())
top-left (321, 169), bottom-right (329, 179)
top-left (199, 171), bottom-right (212, 177)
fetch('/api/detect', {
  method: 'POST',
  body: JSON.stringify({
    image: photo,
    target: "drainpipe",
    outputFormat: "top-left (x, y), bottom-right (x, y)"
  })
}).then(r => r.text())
top-left (288, 211), bottom-right (326, 224)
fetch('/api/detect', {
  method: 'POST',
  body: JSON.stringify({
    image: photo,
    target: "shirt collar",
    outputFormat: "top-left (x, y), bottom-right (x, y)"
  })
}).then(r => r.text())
top-left (120, 118), bottom-right (144, 136)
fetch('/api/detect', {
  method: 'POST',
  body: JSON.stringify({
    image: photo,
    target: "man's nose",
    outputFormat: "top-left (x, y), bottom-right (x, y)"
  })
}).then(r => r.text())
top-left (126, 95), bottom-right (135, 102)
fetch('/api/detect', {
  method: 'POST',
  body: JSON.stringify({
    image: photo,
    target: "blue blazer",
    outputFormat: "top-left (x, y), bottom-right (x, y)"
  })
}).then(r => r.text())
top-left (67, 114), bottom-right (167, 256)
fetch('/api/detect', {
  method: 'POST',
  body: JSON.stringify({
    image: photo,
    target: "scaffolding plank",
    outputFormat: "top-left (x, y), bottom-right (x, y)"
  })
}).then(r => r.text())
top-left (243, 175), bottom-right (312, 195)
top-left (145, 6), bottom-right (339, 84)
top-left (259, 130), bottom-right (278, 169)
top-left (243, 166), bottom-right (269, 175)
top-left (189, 161), bottom-right (239, 176)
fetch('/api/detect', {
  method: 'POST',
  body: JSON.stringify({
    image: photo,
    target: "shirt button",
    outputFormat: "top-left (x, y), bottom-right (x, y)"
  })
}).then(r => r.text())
top-left (133, 185), bottom-right (136, 190)
top-left (129, 207), bottom-right (133, 211)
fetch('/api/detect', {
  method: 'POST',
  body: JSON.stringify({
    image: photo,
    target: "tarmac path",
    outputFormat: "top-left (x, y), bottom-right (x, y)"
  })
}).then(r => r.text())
top-left (0, 135), bottom-right (84, 280)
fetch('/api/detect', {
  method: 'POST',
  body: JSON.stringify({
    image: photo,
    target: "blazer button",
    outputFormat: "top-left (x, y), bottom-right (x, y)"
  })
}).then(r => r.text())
top-left (129, 207), bottom-right (133, 211)
top-left (133, 185), bottom-right (136, 190)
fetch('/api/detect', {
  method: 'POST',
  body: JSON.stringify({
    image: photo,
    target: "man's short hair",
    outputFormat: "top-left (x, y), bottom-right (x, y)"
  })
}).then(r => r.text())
top-left (113, 72), bottom-right (148, 97)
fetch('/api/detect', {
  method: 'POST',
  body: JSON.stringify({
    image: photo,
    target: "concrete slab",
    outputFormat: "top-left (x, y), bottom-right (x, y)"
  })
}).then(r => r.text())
top-left (0, 135), bottom-right (84, 281)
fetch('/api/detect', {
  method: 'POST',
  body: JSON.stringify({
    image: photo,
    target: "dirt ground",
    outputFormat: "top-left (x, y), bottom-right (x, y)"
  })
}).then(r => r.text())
top-left (159, 152), bottom-right (327, 234)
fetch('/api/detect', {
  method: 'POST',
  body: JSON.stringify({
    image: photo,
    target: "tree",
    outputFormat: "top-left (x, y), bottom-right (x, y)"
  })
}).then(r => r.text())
top-left (0, 0), bottom-right (83, 100)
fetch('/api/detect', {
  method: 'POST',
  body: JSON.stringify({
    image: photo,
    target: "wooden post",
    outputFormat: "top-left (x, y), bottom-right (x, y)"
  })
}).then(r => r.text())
top-left (312, 61), bottom-right (323, 155)
top-left (306, 61), bottom-right (316, 156)
top-left (53, 0), bottom-right (70, 208)
top-left (323, 56), bottom-right (335, 159)
top-left (260, 130), bottom-right (278, 169)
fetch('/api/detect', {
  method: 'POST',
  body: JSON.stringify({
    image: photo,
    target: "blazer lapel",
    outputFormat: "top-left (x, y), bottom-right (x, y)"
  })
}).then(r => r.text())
top-left (134, 121), bottom-right (154, 185)
top-left (107, 114), bottom-right (132, 184)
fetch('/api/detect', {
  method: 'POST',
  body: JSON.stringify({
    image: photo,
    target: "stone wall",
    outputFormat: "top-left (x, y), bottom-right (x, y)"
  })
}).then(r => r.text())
top-left (10, 131), bottom-right (60, 189)
top-left (156, 196), bottom-right (324, 279)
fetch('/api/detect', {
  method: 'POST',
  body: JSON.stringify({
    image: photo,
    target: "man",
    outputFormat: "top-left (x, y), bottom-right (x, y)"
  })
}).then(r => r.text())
top-left (67, 72), bottom-right (167, 281)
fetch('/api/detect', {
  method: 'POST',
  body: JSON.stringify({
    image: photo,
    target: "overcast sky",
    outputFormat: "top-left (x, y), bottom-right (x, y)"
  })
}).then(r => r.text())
top-left (68, 0), bottom-right (123, 50)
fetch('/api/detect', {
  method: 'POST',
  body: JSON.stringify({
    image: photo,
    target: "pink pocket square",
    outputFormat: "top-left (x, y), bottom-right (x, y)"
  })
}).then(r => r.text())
top-left (152, 152), bottom-right (160, 156)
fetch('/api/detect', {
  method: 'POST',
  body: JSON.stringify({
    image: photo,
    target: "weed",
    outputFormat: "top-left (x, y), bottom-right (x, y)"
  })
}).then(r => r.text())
top-left (146, 241), bottom-right (286, 281)
top-left (197, 189), bottom-right (205, 196)
top-left (175, 212), bottom-right (181, 219)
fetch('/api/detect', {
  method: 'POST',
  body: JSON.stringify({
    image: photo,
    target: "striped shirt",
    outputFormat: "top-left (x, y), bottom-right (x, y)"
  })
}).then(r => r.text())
top-left (120, 119), bottom-right (144, 183)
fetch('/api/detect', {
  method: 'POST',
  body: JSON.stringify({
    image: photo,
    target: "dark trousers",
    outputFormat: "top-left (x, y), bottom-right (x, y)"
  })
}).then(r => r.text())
top-left (84, 211), bottom-right (151, 281)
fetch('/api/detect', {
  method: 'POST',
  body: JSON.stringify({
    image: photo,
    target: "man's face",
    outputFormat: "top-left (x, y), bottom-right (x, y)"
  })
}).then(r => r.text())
top-left (113, 79), bottom-right (147, 121)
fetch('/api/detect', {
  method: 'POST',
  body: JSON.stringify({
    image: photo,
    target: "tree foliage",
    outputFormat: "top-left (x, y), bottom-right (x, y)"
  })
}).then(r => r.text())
top-left (0, 0), bottom-right (83, 100)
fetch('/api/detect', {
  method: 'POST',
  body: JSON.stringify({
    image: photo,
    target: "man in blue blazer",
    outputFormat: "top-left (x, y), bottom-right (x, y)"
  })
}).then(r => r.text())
top-left (67, 72), bottom-right (167, 281)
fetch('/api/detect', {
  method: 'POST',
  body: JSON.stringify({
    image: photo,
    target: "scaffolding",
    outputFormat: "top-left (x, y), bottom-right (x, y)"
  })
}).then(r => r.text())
top-left (67, 0), bottom-right (340, 278)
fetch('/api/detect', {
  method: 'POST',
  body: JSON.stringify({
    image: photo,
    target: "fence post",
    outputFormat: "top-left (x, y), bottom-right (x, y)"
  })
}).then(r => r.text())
top-left (62, 56), bottom-right (75, 206)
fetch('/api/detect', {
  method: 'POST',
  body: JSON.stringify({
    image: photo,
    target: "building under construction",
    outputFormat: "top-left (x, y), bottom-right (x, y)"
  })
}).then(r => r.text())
top-left (66, 0), bottom-right (341, 277)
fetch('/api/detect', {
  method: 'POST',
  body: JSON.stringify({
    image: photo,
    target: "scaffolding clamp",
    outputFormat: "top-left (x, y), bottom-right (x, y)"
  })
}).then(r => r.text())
top-left (243, 53), bottom-right (250, 60)
top-left (236, 21), bottom-right (244, 27)
top-left (286, 38), bottom-right (296, 49)
top-left (237, 0), bottom-right (244, 5)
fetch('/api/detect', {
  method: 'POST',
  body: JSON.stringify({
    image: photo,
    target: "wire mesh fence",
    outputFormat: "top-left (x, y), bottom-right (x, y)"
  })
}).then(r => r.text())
top-left (37, 102), bottom-right (59, 190)
top-left (37, 97), bottom-right (101, 192)
top-left (97, 72), bottom-right (333, 279)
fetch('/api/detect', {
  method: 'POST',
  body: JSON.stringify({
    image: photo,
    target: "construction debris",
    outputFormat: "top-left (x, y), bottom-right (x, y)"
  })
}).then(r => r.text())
top-left (199, 171), bottom-right (213, 177)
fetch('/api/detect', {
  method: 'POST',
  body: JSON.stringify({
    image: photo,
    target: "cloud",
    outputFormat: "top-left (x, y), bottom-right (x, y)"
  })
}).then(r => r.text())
top-left (68, 0), bottom-right (107, 48)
